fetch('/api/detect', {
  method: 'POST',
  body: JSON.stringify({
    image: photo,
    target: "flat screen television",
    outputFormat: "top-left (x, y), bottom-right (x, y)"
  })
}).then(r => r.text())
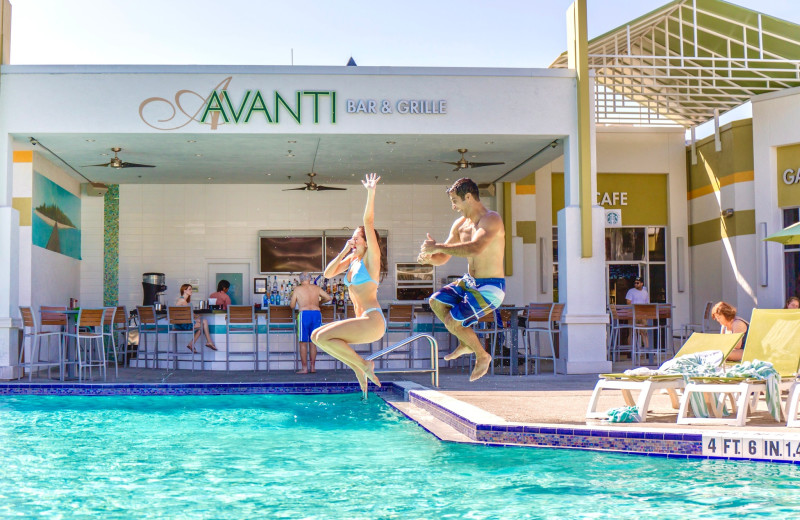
top-left (259, 236), bottom-right (323, 273)
top-left (325, 233), bottom-right (388, 274)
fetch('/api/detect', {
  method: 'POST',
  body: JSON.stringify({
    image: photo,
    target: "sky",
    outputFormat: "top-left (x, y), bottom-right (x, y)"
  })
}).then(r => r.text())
top-left (8, 0), bottom-right (800, 68)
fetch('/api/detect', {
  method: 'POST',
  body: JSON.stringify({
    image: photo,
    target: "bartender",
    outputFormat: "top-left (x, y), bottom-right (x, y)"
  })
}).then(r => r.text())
top-left (209, 280), bottom-right (232, 310)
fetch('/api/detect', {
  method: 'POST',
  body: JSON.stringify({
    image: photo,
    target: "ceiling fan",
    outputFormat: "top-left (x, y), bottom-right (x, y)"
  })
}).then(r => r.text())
top-left (85, 147), bottom-right (155, 169)
top-left (282, 139), bottom-right (345, 191)
top-left (429, 148), bottom-right (505, 171)
top-left (282, 172), bottom-right (346, 191)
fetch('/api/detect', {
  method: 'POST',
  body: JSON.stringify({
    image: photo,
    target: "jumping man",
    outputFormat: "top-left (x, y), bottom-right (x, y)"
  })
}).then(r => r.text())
top-left (418, 178), bottom-right (505, 382)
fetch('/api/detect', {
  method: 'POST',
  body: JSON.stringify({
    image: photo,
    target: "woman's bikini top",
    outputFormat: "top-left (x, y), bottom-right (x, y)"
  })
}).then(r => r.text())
top-left (343, 258), bottom-right (379, 287)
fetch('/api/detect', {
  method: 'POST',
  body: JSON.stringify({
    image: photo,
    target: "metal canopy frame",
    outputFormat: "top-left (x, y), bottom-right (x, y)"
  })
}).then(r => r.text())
top-left (550, 0), bottom-right (800, 127)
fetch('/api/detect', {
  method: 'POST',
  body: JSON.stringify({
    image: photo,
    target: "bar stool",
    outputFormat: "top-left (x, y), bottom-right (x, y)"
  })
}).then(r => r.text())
top-left (467, 311), bottom-right (503, 374)
top-left (225, 305), bottom-right (258, 371)
top-left (265, 305), bottom-right (296, 371)
top-left (383, 304), bottom-right (414, 368)
top-left (680, 300), bottom-right (715, 343)
top-left (608, 304), bottom-right (634, 362)
top-left (632, 304), bottom-right (661, 366)
top-left (318, 305), bottom-right (338, 369)
top-left (491, 308), bottom-right (516, 375)
top-left (112, 305), bottom-right (130, 367)
top-left (166, 306), bottom-right (201, 371)
top-left (18, 306), bottom-right (64, 381)
top-left (523, 303), bottom-right (564, 375)
top-left (657, 303), bottom-right (675, 357)
top-left (101, 306), bottom-right (119, 378)
top-left (136, 306), bottom-right (160, 368)
top-left (521, 303), bottom-right (551, 375)
top-left (41, 306), bottom-right (75, 377)
top-left (64, 308), bottom-right (108, 381)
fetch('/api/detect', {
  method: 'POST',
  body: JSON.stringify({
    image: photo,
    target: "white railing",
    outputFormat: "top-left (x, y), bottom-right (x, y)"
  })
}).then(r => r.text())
top-left (366, 333), bottom-right (439, 387)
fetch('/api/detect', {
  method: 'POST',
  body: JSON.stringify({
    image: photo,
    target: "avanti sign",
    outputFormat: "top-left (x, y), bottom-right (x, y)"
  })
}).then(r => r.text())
top-left (138, 76), bottom-right (447, 131)
top-left (139, 77), bottom-right (335, 131)
top-left (200, 89), bottom-right (336, 125)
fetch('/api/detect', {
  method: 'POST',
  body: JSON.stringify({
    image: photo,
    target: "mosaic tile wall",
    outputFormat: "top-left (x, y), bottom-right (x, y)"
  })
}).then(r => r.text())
top-left (0, 381), bottom-right (397, 397)
top-left (103, 184), bottom-right (119, 306)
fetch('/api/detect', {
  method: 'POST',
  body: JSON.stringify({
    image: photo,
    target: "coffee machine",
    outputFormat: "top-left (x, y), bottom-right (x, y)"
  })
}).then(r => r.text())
top-left (142, 272), bottom-right (167, 306)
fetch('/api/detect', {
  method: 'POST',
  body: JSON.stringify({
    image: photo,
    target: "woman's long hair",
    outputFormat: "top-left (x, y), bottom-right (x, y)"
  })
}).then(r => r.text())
top-left (357, 226), bottom-right (380, 257)
top-left (179, 283), bottom-right (192, 303)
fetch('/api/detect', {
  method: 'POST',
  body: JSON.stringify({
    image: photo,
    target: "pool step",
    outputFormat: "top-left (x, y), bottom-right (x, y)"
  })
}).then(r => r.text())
top-left (384, 398), bottom-right (473, 443)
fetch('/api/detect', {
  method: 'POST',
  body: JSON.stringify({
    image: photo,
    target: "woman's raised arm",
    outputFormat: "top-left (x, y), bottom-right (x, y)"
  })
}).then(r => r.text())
top-left (362, 173), bottom-right (380, 261)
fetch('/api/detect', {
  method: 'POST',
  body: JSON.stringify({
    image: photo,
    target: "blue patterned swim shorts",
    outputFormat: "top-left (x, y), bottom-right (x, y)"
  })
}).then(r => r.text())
top-left (430, 274), bottom-right (505, 327)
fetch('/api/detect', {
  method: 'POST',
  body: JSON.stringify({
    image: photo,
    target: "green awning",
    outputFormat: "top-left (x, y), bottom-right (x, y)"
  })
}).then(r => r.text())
top-left (550, 0), bottom-right (800, 127)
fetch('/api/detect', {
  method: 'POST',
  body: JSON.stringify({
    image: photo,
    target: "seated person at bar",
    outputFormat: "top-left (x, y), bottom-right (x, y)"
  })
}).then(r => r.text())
top-left (209, 280), bottom-right (232, 310)
top-left (711, 301), bottom-right (748, 361)
top-left (626, 276), bottom-right (650, 350)
top-left (289, 272), bottom-right (332, 374)
top-left (176, 283), bottom-right (217, 352)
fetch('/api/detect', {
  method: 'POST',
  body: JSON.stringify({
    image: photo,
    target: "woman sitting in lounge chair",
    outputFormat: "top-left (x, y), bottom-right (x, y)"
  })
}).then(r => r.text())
top-left (711, 301), bottom-right (748, 361)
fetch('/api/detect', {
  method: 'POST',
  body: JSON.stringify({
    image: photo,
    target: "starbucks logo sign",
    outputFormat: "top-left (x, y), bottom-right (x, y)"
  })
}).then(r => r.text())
top-left (605, 209), bottom-right (622, 227)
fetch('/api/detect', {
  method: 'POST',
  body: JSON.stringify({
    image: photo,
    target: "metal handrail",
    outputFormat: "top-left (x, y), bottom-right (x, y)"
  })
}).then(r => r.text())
top-left (366, 333), bottom-right (439, 387)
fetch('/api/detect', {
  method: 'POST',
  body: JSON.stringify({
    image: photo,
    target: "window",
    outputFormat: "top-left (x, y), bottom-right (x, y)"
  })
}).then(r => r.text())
top-left (553, 225), bottom-right (668, 304)
top-left (783, 208), bottom-right (800, 301)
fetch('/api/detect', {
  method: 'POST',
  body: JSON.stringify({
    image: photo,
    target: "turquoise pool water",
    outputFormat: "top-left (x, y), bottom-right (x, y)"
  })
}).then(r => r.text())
top-left (2, 394), bottom-right (800, 519)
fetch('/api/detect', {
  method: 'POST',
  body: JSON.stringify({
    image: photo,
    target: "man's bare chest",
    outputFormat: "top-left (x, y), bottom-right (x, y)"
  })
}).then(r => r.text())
top-left (458, 223), bottom-right (476, 242)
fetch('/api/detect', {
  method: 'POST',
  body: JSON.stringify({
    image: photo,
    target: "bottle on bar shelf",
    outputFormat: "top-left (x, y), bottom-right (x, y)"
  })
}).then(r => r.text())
top-left (271, 276), bottom-right (279, 305)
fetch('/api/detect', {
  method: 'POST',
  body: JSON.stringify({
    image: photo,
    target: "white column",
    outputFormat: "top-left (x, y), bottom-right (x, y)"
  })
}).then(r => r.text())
top-left (557, 131), bottom-right (611, 374)
top-left (0, 133), bottom-right (21, 379)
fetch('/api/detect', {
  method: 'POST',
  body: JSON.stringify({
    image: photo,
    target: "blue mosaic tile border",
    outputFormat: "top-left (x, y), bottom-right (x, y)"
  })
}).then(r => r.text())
top-left (0, 381), bottom-right (402, 397)
top-left (408, 390), bottom-right (710, 459)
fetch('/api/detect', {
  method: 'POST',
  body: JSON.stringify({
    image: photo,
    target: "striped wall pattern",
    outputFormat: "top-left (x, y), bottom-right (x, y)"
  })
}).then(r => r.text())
top-left (686, 119), bottom-right (755, 247)
top-left (11, 150), bottom-right (33, 226)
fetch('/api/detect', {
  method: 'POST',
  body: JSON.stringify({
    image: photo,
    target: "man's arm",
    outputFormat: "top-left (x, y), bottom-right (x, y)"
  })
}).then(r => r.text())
top-left (423, 213), bottom-right (502, 258)
top-left (418, 218), bottom-right (461, 266)
top-left (318, 287), bottom-right (332, 304)
top-left (289, 289), bottom-right (297, 309)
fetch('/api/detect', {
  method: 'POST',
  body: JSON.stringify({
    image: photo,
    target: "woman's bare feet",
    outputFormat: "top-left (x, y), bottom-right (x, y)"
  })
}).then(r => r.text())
top-left (355, 369), bottom-right (368, 397)
top-left (444, 344), bottom-right (472, 361)
top-left (186, 344), bottom-right (197, 353)
top-left (363, 360), bottom-right (381, 387)
top-left (205, 343), bottom-right (217, 351)
top-left (296, 368), bottom-right (309, 374)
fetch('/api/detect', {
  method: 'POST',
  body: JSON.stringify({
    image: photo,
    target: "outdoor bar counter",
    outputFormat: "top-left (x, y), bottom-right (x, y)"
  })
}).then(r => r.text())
top-left (129, 305), bottom-right (449, 371)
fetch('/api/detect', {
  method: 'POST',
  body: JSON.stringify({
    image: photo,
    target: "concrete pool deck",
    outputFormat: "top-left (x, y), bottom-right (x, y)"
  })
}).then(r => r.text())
top-left (5, 365), bottom-right (800, 462)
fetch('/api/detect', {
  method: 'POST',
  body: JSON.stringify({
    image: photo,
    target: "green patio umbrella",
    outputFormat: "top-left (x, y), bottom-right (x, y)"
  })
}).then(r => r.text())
top-left (764, 222), bottom-right (800, 245)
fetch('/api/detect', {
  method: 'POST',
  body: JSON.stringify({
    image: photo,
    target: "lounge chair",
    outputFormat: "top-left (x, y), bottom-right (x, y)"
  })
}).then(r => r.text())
top-left (786, 382), bottom-right (800, 427)
top-left (586, 332), bottom-right (742, 422)
top-left (677, 308), bottom-right (800, 426)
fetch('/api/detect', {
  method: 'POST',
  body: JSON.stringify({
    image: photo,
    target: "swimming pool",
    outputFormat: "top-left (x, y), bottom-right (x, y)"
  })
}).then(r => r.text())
top-left (2, 394), bottom-right (800, 519)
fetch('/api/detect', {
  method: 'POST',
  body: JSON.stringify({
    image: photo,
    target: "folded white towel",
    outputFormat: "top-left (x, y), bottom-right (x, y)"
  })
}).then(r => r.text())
top-left (623, 367), bottom-right (658, 376)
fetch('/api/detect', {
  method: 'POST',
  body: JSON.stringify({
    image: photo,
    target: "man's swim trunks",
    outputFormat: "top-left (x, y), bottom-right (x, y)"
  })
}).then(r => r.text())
top-left (296, 310), bottom-right (322, 342)
top-left (430, 274), bottom-right (505, 327)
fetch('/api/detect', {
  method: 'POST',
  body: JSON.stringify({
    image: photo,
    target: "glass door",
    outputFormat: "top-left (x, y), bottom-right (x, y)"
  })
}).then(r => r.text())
top-left (608, 264), bottom-right (642, 305)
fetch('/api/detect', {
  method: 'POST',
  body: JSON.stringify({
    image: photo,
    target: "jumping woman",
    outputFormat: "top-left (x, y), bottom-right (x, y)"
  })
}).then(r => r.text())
top-left (311, 173), bottom-right (384, 398)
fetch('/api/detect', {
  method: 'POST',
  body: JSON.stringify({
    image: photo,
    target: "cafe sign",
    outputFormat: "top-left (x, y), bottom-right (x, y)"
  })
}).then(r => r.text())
top-left (139, 76), bottom-right (448, 131)
top-left (777, 144), bottom-right (800, 207)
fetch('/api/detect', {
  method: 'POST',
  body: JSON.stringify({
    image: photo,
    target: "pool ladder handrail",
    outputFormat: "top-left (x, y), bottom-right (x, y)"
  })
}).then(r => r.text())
top-left (366, 333), bottom-right (439, 387)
